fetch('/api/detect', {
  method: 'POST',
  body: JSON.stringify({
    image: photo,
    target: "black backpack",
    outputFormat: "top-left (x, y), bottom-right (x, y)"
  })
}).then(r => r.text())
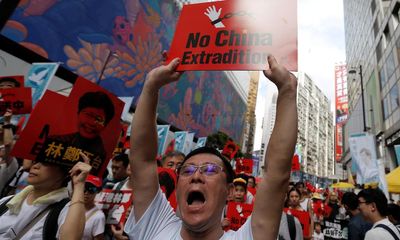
top-left (0, 197), bottom-right (70, 239)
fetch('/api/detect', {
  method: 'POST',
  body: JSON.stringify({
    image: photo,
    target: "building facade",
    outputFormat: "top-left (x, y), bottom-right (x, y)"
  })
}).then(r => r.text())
top-left (260, 72), bottom-right (334, 177)
top-left (342, 0), bottom-right (400, 171)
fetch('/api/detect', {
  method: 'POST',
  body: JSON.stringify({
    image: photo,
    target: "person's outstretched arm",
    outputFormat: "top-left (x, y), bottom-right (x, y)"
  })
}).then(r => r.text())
top-left (129, 58), bottom-right (182, 221)
top-left (251, 55), bottom-right (298, 240)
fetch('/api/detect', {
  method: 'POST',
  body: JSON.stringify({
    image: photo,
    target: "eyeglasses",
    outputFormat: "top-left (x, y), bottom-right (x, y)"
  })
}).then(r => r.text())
top-left (81, 111), bottom-right (105, 126)
top-left (84, 184), bottom-right (99, 194)
top-left (178, 163), bottom-right (224, 177)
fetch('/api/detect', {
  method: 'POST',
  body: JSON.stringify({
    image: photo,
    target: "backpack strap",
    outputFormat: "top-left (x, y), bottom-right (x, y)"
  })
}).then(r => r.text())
top-left (375, 224), bottom-right (400, 240)
top-left (286, 213), bottom-right (296, 240)
top-left (0, 196), bottom-right (13, 216)
top-left (42, 198), bottom-right (70, 240)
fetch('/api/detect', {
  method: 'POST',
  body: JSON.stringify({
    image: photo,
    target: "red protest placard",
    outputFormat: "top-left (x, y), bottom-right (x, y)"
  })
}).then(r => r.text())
top-left (284, 208), bottom-right (311, 237)
top-left (0, 75), bottom-right (24, 88)
top-left (95, 189), bottom-right (133, 225)
top-left (226, 201), bottom-right (253, 231)
top-left (167, 0), bottom-right (297, 71)
top-left (12, 78), bottom-right (124, 177)
top-left (291, 154), bottom-right (300, 171)
top-left (235, 158), bottom-right (253, 175)
top-left (222, 140), bottom-right (238, 159)
top-left (0, 88), bottom-right (32, 115)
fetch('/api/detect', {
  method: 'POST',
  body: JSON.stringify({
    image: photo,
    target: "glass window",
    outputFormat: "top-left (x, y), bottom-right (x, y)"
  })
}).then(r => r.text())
top-left (385, 51), bottom-right (396, 79)
top-left (383, 95), bottom-right (390, 119)
top-left (379, 67), bottom-right (386, 88)
top-left (390, 84), bottom-right (400, 111)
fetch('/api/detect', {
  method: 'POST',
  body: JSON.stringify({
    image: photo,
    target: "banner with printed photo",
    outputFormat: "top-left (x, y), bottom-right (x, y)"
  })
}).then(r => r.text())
top-left (13, 78), bottom-right (124, 177)
top-left (222, 140), bottom-right (239, 159)
top-left (26, 62), bottom-right (59, 106)
top-left (235, 158), bottom-right (253, 175)
top-left (226, 201), bottom-right (253, 231)
top-left (0, 88), bottom-right (32, 115)
top-left (95, 189), bottom-right (133, 225)
top-left (167, 0), bottom-right (297, 71)
top-left (0, 75), bottom-right (24, 88)
top-left (174, 131), bottom-right (187, 153)
top-left (348, 133), bottom-right (379, 184)
top-left (157, 125), bottom-right (170, 156)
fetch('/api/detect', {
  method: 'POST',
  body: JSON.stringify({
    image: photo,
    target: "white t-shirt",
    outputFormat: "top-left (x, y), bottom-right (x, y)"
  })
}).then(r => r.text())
top-left (0, 195), bottom-right (69, 239)
top-left (83, 206), bottom-right (106, 240)
top-left (124, 189), bottom-right (254, 240)
top-left (365, 218), bottom-right (400, 240)
top-left (299, 197), bottom-right (309, 212)
top-left (0, 157), bottom-right (18, 194)
top-left (312, 231), bottom-right (324, 240)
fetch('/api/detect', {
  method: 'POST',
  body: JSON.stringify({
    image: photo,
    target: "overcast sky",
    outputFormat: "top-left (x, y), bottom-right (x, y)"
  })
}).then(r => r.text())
top-left (253, 0), bottom-right (346, 150)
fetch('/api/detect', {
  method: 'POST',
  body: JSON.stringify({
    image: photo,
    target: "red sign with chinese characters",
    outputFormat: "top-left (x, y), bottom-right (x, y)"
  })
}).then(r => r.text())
top-left (0, 88), bottom-right (32, 115)
top-left (291, 154), bottom-right (300, 171)
top-left (167, 0), bottom-right (297, 71)
top-left (235, 158), bottom-right (253, 175)
top-left (226, 201), bottom-right (253, 231)
top-left (12, 78), bottom-right (124, 177)
top-left (335, 64), bottom-right (348, 162)
top-left (95, 189), bottom-right (133, 224)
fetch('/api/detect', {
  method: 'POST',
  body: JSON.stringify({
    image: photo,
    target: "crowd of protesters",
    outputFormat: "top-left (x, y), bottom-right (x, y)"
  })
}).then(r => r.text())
top-left (0, 56), bottom-right (399, 240)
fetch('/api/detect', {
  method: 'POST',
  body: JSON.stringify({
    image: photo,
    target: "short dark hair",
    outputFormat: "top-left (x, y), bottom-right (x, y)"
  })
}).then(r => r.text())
top-left (0, 77), bottom-right (21, 87)
top-left (162, 151), bottom-right (185, 164)
top-left (178, 146), bottom-right (234, 183)
top-left (113, 153), bottom-right (129, 167)
top-left (295, 181), bottom-right (304, 188)
top-left (248, 175), bottom-right (256, 184)
top-left (78, 91), bottom-right (115, 125)
top-left (357, 188), bottom-right (388, 216)
top-left (341, 192), bottom-right (359, 211)
top-left (387, 203), bottom-right (400, 223)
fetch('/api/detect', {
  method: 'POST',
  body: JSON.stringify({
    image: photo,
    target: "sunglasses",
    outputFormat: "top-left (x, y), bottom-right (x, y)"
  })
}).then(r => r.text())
top-left (84, 184), bottom-right (99, 194)
top-left (178, 163), bottom-right (224, 177)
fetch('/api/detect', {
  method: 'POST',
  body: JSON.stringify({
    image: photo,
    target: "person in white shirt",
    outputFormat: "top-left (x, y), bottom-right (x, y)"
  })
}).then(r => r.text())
top-left (124, 55), bottom-right (298, 240)
top-left (358, 188), bottom-right (400, 240)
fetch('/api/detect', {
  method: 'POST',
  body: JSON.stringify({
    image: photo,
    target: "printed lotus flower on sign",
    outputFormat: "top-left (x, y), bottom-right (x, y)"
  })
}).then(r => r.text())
top-left (64, 39), bottom-right (120, 83)
top-left (115, 33), bottom-right (162, 87)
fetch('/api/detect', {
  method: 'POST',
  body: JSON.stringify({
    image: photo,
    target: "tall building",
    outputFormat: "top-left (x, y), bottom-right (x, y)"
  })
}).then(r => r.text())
top-left (260, 72), bottom-right (335, 177)
top-left (342, 0), bottom-right (400, 171)
top-left (243, 72), bottom-right (260, 153)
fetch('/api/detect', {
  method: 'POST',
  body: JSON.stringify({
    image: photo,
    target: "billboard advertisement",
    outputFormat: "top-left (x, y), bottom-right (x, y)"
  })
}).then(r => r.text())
top-left (1, 0), bottom-right (246, 142)
top-left (335, 64), bottom-right (348, 161)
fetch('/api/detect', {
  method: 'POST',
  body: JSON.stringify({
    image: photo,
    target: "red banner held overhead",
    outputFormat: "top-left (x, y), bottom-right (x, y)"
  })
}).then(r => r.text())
top-left (291, 154), bottom-right (300, 171)
top-left (226, 201), bottom-right (253, 231)
top-left (222, 140), bottom-right (239, 160)
top-left (235, 158), bottom-right (253, 175)
top-left (167, 0), bottom-right (297, 71)
top-left (0, 88), bottom-right (32, 115)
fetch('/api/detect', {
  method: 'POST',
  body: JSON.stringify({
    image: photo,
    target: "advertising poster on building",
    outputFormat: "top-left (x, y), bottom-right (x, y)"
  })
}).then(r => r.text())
top-left (12, 78), bottom-right (124, 177)
top-left (95, 189), bottom-right (133, 225)
top-left (335, 64), bottom-right (348, 162)
top-left (167, 0), bottom-right (297, 71)
top-left (348, 133), bottom-right (379, 184)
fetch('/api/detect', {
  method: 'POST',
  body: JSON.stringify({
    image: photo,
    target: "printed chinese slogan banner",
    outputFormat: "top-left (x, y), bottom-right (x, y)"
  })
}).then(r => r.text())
top-left (167, 0), bottom-right (297, 71)
top-left (225, 202), bottom-right (253, 231)
top-left (12, 77), bottom-right (124, 177)
top-left (95, 189), bottom-right (133, 225)
top-left (322, 219), bottom-right (349, 240)
top-left (0, 88), bottom-right (32, 115)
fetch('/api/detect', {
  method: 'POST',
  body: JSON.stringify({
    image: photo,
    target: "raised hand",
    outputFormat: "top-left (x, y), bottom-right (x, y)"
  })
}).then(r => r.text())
top-left (263, 55), bottom-right (297, 94)
top-left (144, 57), bottom-right (183, 92)
top-left (204, 5), bottom-right (225, 28)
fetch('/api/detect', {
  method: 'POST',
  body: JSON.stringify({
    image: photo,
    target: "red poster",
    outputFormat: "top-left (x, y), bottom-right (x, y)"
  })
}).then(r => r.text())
top-left (0, 88), bottom-right (32, 115)
top-left (0, 75), bottom-right (24, 88)
top-left (291, 154), bottom-right (300, 171)
top-left (226, 201), bottom-right (253, 231)
top-left (167, 0), bottom-right (297, 71)
top-left (284, 208), bottom-right (311, 237)
top-left (12, 78), bottom-right (124, 177)
top-left (222, 140), bottom-right (238, 159)
top-left (95, 189), bottom-right (133, 225)
top-left (235, 158), bottom-right (253, 174)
